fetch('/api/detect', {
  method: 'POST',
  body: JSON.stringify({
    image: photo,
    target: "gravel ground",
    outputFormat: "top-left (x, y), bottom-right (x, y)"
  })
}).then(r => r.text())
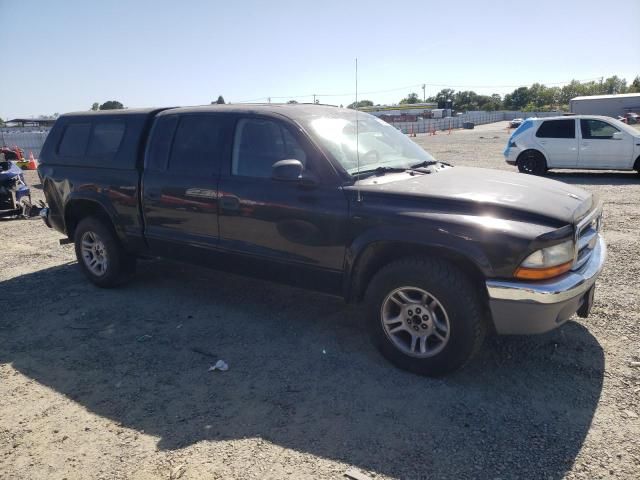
top-left (1, 121), bottom-right (639, 479)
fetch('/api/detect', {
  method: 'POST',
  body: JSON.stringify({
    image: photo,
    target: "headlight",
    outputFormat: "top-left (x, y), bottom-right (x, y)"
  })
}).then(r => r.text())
top-left (514, 240), bottom-right (574, 280)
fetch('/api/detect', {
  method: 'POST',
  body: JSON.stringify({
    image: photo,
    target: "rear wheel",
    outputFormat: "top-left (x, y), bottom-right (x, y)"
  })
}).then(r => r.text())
top-left (365, 257), bottom-right (487, 376)
top-left (73, 216), bottom-right (135, 288)
top-left (517, 150), bottom-right (547, 175)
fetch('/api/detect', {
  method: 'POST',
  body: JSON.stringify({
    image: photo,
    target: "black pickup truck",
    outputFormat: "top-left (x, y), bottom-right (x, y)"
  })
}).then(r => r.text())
top-left (38, 105), bottom-right (606, 376)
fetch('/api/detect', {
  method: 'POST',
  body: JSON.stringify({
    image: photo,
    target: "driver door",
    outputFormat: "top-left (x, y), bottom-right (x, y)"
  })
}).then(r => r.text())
top-left (217, 116), bottom-right (350, 278)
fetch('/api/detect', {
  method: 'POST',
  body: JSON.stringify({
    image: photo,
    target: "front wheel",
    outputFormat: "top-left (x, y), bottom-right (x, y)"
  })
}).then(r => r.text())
top-left (517, 150), bottom-right (547, 175)
top-left (365, 257), bottom-right (487, 376)
top-left (73, 216), bottom-right (135, 288)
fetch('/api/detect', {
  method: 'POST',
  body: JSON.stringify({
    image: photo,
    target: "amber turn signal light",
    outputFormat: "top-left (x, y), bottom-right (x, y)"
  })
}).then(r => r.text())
top-left (514, 261), bottom-right (573, 280)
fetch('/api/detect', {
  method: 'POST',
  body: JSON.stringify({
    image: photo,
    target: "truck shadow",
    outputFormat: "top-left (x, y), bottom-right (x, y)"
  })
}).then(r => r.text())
top-left (0, 261), bottom-right (604, 479)
top-left (547, 171), bottom-right (639, 185)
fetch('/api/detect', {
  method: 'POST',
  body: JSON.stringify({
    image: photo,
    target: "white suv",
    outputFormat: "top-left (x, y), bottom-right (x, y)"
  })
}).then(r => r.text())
top-left (504, 115), bottom-right (640, 175)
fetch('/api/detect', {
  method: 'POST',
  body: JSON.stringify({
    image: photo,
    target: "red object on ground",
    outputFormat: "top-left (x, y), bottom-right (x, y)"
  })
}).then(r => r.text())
top-left (27, 152), bottom-right (37, 170)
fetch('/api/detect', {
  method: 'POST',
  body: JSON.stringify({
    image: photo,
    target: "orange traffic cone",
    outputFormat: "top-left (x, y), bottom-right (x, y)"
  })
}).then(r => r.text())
top-left (27, 152), bottom-right (37, 170)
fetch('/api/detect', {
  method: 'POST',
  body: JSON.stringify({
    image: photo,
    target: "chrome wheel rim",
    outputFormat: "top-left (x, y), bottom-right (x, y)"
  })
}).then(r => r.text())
top-left (381, 286), bottom-right (450, 358)
top-left (81, 231), bottom-right (108, 276)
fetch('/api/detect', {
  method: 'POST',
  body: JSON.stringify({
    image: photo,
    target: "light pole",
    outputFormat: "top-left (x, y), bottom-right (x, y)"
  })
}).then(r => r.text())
top-left (422, 84), bottom-right (426, 103)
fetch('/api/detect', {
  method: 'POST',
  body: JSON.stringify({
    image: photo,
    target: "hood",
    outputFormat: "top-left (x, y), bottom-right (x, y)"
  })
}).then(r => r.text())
top-left (353, 167), bottom-right (595, 225)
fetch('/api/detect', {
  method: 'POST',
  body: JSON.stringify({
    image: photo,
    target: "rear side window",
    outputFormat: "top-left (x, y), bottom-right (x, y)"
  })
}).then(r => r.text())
top-left (535, 119), bottom-right (575, 139)
top-left (169, 115), bottom-right (227, 174)
top-left (87, 122), bottom-right (125, 157)
top-left (147, 116), bottom-right (178, 170)
top-left (536, 119), bottom-right (576, 138)
top-left (580, 119), bottom-right (619, 139)
top-left (58, 123), bottom-right (91, 156)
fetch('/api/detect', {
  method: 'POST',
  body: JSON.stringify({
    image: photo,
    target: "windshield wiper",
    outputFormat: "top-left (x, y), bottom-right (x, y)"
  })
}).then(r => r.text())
top-left (353, 166), bottom-right (407, 177)
top-left (409, 160), bottom-right (438, 169)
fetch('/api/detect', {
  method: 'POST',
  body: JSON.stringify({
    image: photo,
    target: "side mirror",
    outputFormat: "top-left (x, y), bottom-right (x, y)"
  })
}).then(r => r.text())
top-left (612, 131), bottom-right (623, 140)
top-left (272, 159), bottom-right (304, 182)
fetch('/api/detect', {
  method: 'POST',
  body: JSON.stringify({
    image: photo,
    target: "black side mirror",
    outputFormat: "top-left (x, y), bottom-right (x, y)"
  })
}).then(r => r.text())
top-left (272, 159), bottom-right (304, 182)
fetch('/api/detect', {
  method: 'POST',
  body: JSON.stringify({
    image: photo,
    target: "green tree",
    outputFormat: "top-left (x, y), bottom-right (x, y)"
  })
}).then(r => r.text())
top-left (431, 88), bottom-right (456, 108)
top-left (477, 94), bottom-right (502, 111)
top-left (399, 93), bottom-right (421, 104)
top-left (215, 96), bottom-right (225, 104)
top-left (504, 87), bottom-right (531, 110)
top-left (287, 100), bottom-right (299, 104)
top-left (90, 102), bottom-right (100, 111)
top-left (601, 75), bottom-right (627, 95)
top-left (99, 100), bottom-right (124, 110)
top-left (628, 76), bottom-right (640, 93)
top-left (347, 99), bottom-right (374, 109)
top-left (454, 90), bottom-right (480, 111)
top-left (0, 117), bottom-right (4, 126)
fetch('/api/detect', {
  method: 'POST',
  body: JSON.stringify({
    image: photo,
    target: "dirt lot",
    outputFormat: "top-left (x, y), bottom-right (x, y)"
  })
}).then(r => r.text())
top-left (1, 121), bottom-right (639, 479)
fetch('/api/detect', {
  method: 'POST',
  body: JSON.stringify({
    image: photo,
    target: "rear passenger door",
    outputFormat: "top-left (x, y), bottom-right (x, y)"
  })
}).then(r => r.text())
top-left (142, 113), bottom-right (233, 259)
top-left (534, 119), bottom-right (578, 168)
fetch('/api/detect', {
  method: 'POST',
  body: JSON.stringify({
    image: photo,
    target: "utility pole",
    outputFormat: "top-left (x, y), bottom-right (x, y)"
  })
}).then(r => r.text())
top-left (267, 97), bottom-right (271, 103)
top-left (422, 84), bottom-right (426, 103)
top-left (312, 94), bottom-right (316, 104)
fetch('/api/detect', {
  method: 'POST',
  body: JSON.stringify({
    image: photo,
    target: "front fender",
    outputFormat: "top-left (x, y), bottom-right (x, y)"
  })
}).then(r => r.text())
top-left (342, 204), bottom-right (551, 301)
top-left (344, 221), bottom-right (495, 301)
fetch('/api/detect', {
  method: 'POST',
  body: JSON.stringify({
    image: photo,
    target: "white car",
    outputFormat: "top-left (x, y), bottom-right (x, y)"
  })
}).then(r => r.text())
top-left (504, 115), bottom-right (640, 175)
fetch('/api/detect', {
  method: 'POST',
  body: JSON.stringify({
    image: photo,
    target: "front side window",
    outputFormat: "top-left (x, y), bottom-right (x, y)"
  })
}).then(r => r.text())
top-left (535, 119), bottom-right (575, 139)
top-left (87, 122), bottom-right (125, 157)
top-left (580, 119), bottom-right (619, 139)
top-left (58, 123), bottom-right (91, 156)
top-left (169, 115), bottom-right (227, 174)
top-left (232, 118), bottom-right (307, 178)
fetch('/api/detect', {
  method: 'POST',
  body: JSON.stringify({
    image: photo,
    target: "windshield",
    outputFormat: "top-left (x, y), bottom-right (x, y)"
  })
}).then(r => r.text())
top-left (608, 117), bottom-right (640, 136)
top-left (305, 111), bottom-right (435, 174)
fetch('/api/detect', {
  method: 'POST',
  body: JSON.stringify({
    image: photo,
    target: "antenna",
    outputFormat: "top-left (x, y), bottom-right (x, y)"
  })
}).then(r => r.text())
top-left (355, 58), bottom-right (361, 203)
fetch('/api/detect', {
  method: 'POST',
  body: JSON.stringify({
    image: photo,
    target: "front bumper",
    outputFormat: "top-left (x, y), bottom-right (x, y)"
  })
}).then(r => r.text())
top-left (486, 235), bottom-right (606, 335)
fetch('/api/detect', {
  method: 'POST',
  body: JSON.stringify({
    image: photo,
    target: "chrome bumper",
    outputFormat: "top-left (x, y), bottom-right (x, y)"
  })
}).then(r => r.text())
top-left (486, 236), bottom-right (606, 334)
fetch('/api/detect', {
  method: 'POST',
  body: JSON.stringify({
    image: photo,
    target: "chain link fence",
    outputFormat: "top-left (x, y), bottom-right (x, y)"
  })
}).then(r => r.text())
top-left (392, 110), bottom-right (563, 134)
top-left (1, 128), bottom-right (50, 159)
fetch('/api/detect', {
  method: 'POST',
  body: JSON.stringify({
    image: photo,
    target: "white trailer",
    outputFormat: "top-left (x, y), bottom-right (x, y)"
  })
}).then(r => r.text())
top-left (570, 93), bottom-right (640, 117)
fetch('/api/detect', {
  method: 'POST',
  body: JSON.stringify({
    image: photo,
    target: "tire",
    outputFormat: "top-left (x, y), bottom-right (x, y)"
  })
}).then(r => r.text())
top-left (517, 150), bottom-right (547, 175)
top-left (73, 216), bottom-right (135, 288)
top-left (365, 256), bottom-right (487, 376)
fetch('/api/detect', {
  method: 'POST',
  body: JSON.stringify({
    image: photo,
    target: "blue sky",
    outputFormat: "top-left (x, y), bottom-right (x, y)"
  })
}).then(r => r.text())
top-left (1, 0), bottom-right (638, 118)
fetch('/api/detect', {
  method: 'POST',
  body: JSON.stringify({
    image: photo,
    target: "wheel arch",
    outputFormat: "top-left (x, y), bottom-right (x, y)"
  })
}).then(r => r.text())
top-left (516, 148), bottom-right (548, 167)
top-left (346, 240), bottom-right (490, 305)
top-left (64, 196), bottom-right (124, 242)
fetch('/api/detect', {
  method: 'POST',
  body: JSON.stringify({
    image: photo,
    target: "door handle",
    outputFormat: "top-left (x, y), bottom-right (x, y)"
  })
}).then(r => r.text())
top-left (220, 195), bottom-right (240, 211)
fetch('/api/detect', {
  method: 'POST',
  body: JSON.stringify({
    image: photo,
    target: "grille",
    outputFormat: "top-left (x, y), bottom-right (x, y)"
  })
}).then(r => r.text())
top-left (573, 208), bottom-right (602, 271)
